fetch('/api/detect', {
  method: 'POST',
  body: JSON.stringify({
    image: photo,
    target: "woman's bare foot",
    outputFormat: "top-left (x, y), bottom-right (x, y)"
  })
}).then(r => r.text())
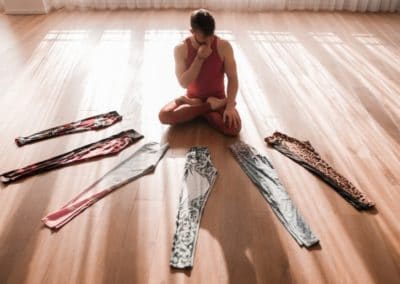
top-left (177, 96), bottom-right (203, 106)
top-left (207, 96), bottom-right (227, 110)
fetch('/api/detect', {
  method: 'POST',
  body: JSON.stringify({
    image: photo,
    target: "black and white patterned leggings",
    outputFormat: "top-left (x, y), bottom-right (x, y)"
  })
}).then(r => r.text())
top-left (229, 141), bottom-right (319, 248)
top-left (170, 147), bottom-right (218, 269)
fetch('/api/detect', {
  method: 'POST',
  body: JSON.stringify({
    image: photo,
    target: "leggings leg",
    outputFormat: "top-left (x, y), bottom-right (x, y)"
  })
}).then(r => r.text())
top-left (0, 130), bottom-right (143, 184)
top-left (265, 131), bottom-right (375, 210)
top-left (15, 111), bottom-right (122, 146)
top-left (202, 109), bottom-right (241, 136)
top-left (159, 99), bottom-right (211, 125)
top-left (42, 142), bottom-right (169, 230)
top-left (170, 147), bottom-right (218, 269)
top-left (229, 141), bottom-right (319, 248)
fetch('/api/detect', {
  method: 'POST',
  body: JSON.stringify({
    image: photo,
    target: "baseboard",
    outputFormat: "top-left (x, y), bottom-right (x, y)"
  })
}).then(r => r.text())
top-left (5, 9), bottom-right (47, 14)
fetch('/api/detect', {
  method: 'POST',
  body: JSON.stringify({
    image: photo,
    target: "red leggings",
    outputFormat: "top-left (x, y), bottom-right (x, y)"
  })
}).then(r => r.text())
top-left (0, 130), bottom-right (143, 184)
top-left (158, 98), bottom-right (241, 136)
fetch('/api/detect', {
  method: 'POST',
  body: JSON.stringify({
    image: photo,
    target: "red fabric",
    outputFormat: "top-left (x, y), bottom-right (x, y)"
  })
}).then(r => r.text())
top-left (185, 36), bottom-right (225, 100)
top-left (0, 130), bottom-right (143, 184)
top-left (203, 109), bottom-right (241, 136)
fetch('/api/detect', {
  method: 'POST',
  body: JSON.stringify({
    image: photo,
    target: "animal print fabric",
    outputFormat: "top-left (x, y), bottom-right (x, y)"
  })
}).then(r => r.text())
top-left (42, 142), bottom-right (169, 230)
top-left (15, 111), bottom-right (122, 146)
top-left (229, 141), bottom-right (319, 248)
top-left (265, 131), bottom-right (375, 210)
top-left (170, 147), bottom-right (218, 269)
top-left (0, 130), bottom-right (143, 184)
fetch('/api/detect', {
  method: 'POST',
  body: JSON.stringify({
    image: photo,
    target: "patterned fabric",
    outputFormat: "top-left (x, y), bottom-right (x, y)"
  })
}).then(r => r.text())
top-left (265, 131), bottom-right (375, 210)
top-left (15, 111), bottom-right (122, 146)
top-left (170, 147), bottom-right (218, 269)
top-left (229, 141), bottom-right (319, 248)
top-left (42, 142), bottom-right (169, 230)
top-left (0, 130), bottom-right (143, 184)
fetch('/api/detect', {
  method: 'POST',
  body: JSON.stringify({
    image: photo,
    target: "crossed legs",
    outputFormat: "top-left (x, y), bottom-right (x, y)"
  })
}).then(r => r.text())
top-left (158, 96), bottom-right (241, 136)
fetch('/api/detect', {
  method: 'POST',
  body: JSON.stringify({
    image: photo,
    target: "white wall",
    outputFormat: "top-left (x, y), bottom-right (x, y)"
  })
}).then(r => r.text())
top-left (2, 0), bottom-right (400, 13)
top-left (4, 0), bottom-right (48, 14)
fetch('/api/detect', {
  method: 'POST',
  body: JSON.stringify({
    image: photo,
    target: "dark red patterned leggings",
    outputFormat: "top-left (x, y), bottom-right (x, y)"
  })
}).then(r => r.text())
top-left (1, 129), bottom-right (143, 184)
top-left (15, 111), bottom-right (122, 146)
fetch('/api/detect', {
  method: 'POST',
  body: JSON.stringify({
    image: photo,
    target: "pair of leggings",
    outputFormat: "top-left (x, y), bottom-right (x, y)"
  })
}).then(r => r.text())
top-left (0, 130), bottom-right (143, 184)
top-left (229, 141), bottom-right (319, 248)
top-left (42, 142), bottom-right (169, 230)
top-left (265, 132), bottom-right (375, 210)
top-left (170, 147), bottom-right (218, 269)
top-left (15, 111), bottom-right (122, 146)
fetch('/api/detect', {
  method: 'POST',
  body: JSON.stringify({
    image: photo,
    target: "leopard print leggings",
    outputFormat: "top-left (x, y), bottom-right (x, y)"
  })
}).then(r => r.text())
top-left (265, 132), bottom-right (375, 210)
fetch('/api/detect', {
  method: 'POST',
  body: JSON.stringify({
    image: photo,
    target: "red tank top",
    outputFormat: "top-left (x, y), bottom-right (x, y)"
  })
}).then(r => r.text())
top-left (185, 36), bottom-right (225, 99)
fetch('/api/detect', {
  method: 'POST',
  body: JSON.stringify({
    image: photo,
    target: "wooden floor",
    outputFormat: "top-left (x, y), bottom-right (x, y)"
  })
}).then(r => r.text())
top-left (0, 9), bottom-right (399, 284)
